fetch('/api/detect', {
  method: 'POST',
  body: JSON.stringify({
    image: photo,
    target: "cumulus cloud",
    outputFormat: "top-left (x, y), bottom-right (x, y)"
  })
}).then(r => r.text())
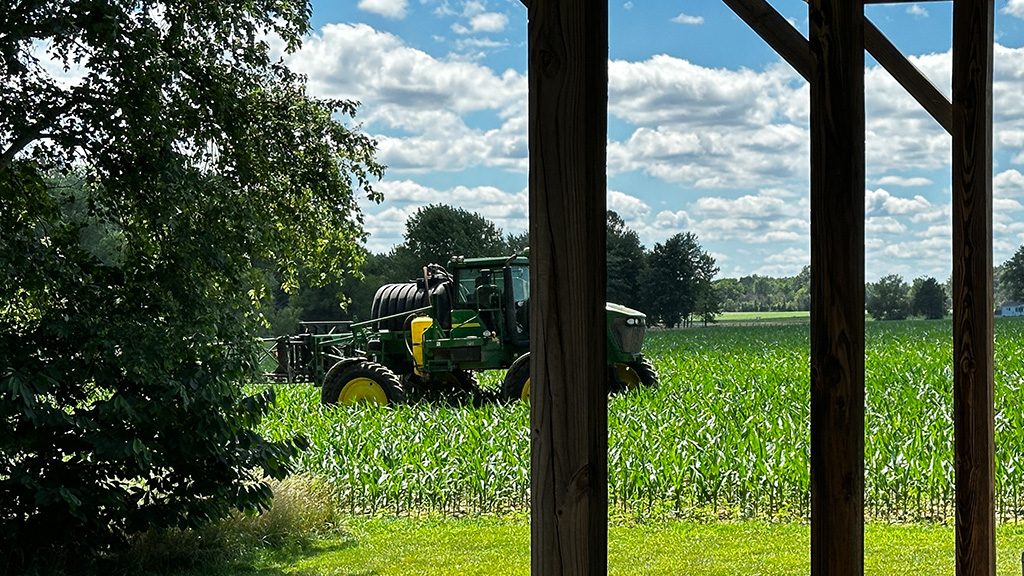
top-left (283, 23), bottom-right (527, 172)
top-left (1003, 0), bottom-right (1024, 19)
top-left (453, 11), bottom-right (509, 34)
top-left (672, 13), bottom-right (704, 25)
top-left (361, 180), bottom-right (528, 252)
top-left (358, 0), bottom-right (409, 19)
top-left (608, 190), bottom-right (651, 223)
top-left (907, 4), bottom-right (928, 18)
top-left (873, 176), bottom-right (934, 187)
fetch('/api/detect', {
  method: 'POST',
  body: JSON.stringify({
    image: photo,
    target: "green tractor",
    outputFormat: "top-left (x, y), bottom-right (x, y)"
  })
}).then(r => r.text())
top-left (265, 252), bottom-right (657, 404)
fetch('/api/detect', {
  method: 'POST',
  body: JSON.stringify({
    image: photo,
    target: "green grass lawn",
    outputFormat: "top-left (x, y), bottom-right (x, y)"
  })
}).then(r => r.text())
top-left (181, 517), bottom-right (1024, 576)
top-left (714, 311), bottom-right (810, 325)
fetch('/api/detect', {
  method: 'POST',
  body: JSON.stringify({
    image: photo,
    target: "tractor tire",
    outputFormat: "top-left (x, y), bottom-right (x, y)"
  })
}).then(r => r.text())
top-left (501, 354), bottom-right (531, 404)
top-left (403, 369), bottom-right (480, 404)
top-left (321, 360), bottom-right (406, 406)
top-left (610, 357), bottom-right (659, 393)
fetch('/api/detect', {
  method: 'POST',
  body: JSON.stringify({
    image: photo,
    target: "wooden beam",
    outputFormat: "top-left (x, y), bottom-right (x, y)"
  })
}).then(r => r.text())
top-left (864, 18), bottom-right (952, 134)
top-left (808, 0), bottom-right (865, 574)
top-left (723, 0), bottom-right (811, 81)
top-left (725, 0), bottom-right (951, 135)
top-left (527, 0), bottom-right (608, 574)
top-left (952, 0), bottom-right (995, 574)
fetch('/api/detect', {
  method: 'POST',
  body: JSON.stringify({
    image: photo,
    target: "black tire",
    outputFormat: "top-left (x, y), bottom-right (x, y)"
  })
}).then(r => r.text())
top-left (403, 369), bottom-right (480, 404)
top-left (501, 354), bottom-right (531, 403)
top-left (610, 357), bottom-right (659, 393)
top-left (321, 360), bottom-right (405, 406)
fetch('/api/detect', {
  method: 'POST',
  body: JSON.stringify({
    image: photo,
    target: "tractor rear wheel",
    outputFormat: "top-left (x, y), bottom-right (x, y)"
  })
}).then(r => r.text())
top-left (321, 361), bottom-right (405, 406)
top-left (501, 355), bottom-right (531, 404)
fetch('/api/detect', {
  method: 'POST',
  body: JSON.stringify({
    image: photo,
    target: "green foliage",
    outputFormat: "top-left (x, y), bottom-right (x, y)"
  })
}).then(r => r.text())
top-left (639, 232), bottom-right (718, 327)
top-left (910, 276), bottom-right (947, 319)
top-left (867, 274), bottom-right (911, 321)
top-left (395, 204), bottom-right (509, 276)
top-left (713, 267), bottom-right (810, 313)
top-left (998, 244), bottom-right (1024, 304)
top-left (1, 0), bottom-right (382, 568)
top-left (607, 210), bottom-right (646, 312)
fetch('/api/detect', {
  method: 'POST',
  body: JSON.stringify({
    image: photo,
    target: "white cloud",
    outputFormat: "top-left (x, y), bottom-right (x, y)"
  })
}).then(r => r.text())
top-left (872, 176), bottom-right (934, 187)
top-left (996, 169), bottom-right (1024, 198)
top-left (608, 190), bottom-right (651, 223)
top-left (1002, 0), bottom-right (1024, 19)
top-left (671, 13), bottom-right (704, 25)
top-left (866, 217), bottom-right (908, 235)
top-left (361, 181), bottom-right (528, 252)
top-left (283, 23), bottom-right (527, 172)
top-left (454, 11), bottom-right (509, 34)
top-left (907, 4), bottom-right (928, 18)
top-left (358, 0), bottom-right (409, 19)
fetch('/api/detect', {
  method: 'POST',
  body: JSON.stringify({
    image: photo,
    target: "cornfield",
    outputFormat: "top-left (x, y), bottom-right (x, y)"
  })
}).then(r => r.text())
top-left (257, 318), bottom-right (1024, 522)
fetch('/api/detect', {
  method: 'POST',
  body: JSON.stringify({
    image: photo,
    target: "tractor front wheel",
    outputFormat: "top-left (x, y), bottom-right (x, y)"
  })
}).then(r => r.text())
top-left (501, 355), bottom-right (531, 404)
top-left (321, 361), bottom-right (405, 406)
top-left (611, 357), bottom-right (659, 392)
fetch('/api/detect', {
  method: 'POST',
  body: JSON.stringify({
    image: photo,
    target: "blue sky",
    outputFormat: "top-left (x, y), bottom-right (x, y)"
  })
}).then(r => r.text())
top-left (284, 0), bottom-right (1024, 281)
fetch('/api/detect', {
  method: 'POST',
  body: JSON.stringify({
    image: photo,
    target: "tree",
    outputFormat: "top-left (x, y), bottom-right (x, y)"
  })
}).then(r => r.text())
top-left (1, 2), bottom-right (383, 567)
top-left (999, 244), bottom-right (1024, 304)
top-left (606, 211), bottom-right (646, 312)
top-left (393, 204), bottom-right (508, 280)
top-left (866, 274), bottom-right (911, 321)
top-left (640, 232), bottom-right (718, 327)
top-left (911, 276), bottom-right (947, 319)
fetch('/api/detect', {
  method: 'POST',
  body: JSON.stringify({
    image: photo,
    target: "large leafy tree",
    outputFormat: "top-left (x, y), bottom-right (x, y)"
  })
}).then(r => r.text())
top-left (999, 244), bottom-right (1024, 304)
top-left (387, 204), bottom-right (510, 281)
top-left (911, 276), bottom-right (947, 319)
top-left (1, 0), bottom-right (383, 568)
top-left (866, 274), bottom-right (911, 321)
top-left (640, 232), bottom-right (718, 327)
top-left (606, 210), bottom-right (646, 312)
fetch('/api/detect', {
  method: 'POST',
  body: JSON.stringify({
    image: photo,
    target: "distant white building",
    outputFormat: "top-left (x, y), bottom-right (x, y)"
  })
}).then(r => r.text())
top-left (1002, 302), bottom-right (1024, 317)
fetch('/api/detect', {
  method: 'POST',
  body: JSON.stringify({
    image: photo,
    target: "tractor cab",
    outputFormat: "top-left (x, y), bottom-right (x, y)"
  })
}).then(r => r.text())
top-left (449, 255), bottom-right (530, 351)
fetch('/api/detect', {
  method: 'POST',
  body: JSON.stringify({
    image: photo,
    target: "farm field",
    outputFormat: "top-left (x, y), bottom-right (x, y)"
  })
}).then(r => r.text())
top-left (258, 318), bottom-right (1024, 522)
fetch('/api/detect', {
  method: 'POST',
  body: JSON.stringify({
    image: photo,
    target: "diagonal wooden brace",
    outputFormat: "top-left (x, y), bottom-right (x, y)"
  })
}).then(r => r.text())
top-left (724, 0), bottom-right (952, 134)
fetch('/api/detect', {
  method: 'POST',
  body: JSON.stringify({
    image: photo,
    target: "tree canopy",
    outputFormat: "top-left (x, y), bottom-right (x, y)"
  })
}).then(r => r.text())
top-left (998, 244), bottom-right (1024, 304)
top-left (640, 232), bottom-right (718, 327)
top-left (607, 210), bottom-right (646, 312)
top-left (1, 0), bottom-right (383, 568)
top-left (911, 276), bottom-right (948, 319)
top-left (866, 274), bottom-right (911, 321)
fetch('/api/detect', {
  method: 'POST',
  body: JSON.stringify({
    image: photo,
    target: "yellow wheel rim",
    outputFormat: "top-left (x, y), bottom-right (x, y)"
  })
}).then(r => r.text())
top-left (616, 363), bottom-right (641, 390)
top-left (339, 377), bottom-right (388, 405)
top-left (521, 378), bottom-right (531, 404)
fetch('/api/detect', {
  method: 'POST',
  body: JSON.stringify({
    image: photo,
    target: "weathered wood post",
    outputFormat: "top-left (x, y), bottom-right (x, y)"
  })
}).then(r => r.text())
top-left (808, 0), bottom-right (865, 574)
top-left (525, 0), bottom-right (609, 574)
top-left (952, 1), bottom-right (995, 575)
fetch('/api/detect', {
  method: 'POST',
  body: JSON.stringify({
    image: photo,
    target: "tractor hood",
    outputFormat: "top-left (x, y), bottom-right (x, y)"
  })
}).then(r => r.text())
top-left (605, 302), bottom-right (646, 321)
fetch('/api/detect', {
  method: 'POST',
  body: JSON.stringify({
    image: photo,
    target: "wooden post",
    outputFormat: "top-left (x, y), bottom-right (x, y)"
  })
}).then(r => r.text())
top-left (527, 0), bottom-right (609, 575)
top-left (952, 1), bottom-right (995, 575)
top-left (808, 0), bottom-right (865, 574)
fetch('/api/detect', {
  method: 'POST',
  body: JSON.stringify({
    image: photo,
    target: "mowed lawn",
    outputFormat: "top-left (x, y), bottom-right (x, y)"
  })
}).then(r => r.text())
top-left (211, 516), bottom-right (1024, 576)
